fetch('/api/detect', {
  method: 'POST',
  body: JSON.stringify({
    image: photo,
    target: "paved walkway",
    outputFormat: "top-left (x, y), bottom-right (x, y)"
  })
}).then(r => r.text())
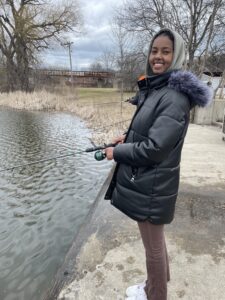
top-left (57, 124), bottom-right (225, 300)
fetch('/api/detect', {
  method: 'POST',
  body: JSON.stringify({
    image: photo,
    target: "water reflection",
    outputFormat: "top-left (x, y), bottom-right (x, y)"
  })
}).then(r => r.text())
top-left (0, 110), bottom-right (112, 300)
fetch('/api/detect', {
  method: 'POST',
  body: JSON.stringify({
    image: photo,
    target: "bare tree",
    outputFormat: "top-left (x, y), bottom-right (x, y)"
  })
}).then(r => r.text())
top-left (115, 0), bottom-right (225, 73)
top-left (122, 51), bottom-right (146, 91)
top-left (0, 0), bottom-right (82, 92)
top-left (111, 18), bottom-right (130, 108)
top-left (99, 47), bottom-right (116, 72)
top-left (90, 61), bottom-right (104, 71)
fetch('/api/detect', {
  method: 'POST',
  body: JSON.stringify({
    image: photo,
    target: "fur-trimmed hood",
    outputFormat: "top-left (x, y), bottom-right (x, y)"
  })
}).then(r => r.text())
top-left (168, 70), bottom-right (213, 107)
top-left (144, 28), bottom-right (213, 107)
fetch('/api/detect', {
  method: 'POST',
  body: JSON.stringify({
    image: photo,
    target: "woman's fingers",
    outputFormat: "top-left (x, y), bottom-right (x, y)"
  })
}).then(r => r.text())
top-left (105, 147), bottom-right (114, 160)
top-left (112, 134), bottom-right (125, 144)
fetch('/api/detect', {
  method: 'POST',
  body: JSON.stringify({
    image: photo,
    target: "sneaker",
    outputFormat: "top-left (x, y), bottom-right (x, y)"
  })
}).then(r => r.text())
top-left (125, 290), bottom-right (148, 300)
top-left (125, 282), bottom-right (146, 297)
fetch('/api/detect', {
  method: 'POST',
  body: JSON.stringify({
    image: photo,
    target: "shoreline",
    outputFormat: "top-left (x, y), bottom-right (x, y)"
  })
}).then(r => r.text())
top-left (42, 168), bottom-right (115, 300)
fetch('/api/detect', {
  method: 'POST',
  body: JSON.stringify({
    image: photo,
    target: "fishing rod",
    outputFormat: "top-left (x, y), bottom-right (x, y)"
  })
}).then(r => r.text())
top-left (85, 142), bottom-right (116, 161)
top-left (0, 142), bottom-right (117, 173)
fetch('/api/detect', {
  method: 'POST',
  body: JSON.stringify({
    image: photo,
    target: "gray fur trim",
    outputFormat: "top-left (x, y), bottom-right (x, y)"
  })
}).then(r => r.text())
top-left (168, 71), bottom-right (213, 107)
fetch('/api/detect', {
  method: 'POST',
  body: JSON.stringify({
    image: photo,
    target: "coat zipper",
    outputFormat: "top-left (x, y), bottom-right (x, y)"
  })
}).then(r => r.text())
top-left (130, 167), bottom-right (138, 182)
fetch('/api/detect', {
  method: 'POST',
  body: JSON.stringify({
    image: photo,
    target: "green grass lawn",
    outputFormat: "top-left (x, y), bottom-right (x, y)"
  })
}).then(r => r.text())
top-left (76, 87), bottom-right (134, 103)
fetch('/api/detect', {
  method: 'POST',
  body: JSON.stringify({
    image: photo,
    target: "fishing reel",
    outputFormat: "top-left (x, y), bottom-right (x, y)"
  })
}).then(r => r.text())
top-left (94, 150), bottom-right (106, 161)
top-left (85, 142), bottom-right (116, 161)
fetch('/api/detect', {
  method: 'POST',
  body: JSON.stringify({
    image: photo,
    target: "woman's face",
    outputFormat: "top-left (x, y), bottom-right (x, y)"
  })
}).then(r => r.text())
top-left (149, 35), bottom-right (174, 74)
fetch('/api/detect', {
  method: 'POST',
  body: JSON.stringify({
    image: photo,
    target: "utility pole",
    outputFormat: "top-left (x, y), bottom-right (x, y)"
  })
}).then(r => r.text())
top-left (62, 42), bottom-right (74, 87)
top-left (0, 14), bottom-right (9, 22)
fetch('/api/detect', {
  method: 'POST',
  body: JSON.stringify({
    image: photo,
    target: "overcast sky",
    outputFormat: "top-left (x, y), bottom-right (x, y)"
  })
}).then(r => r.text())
top-left (38, 0), bottom-right (123, 70)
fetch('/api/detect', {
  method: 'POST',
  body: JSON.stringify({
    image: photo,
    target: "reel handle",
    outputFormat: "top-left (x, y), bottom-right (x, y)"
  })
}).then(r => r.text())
top-left (85, 143), bottom-right (117, 153)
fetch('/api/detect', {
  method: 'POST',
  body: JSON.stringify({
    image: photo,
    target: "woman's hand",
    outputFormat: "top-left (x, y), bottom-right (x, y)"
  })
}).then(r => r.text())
top-left (104, 147), bottom-right (114, 160)
top-left (112, 134), bottom-right (126, 145)
top-left (105, 134), bottom-right (126, 160)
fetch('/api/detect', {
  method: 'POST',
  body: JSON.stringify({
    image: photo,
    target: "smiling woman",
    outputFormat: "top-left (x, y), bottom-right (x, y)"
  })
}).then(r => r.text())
top-left (104, 28), bottom-right (212, 300)
top-left (149, 34), bottom-right (174, 74)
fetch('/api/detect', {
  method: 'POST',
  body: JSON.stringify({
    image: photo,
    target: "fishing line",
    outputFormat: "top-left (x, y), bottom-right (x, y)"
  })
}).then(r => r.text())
top-left (0, 143), bottom-right (116, 173)
top-left (93, 119), bottom-right (131, 131)
top-left (0, 117), bottom-right (130, 172)
top-left (0, 101), bottom-right (132, 173)
top-left (77, 101), bottom-right (122, 106)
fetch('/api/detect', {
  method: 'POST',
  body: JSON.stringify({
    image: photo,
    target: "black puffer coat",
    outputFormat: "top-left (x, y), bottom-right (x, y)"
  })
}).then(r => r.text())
top-left (104, 70), bottom-right (212, 224)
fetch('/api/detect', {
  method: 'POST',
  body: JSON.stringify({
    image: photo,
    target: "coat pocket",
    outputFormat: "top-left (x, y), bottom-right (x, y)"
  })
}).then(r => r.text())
top-left (117, 164), bottom-right (156, 196)
top-left (152, 166), bottom-right (180, 196)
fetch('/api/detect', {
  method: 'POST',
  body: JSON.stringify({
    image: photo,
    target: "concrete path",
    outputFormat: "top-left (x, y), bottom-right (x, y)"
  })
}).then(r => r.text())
top-left (57, 124), bottom-right (225, 300)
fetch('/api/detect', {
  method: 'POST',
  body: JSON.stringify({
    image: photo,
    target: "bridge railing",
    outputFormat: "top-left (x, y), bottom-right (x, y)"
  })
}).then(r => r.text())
top-left (37, 69), bottom-right (115, 78)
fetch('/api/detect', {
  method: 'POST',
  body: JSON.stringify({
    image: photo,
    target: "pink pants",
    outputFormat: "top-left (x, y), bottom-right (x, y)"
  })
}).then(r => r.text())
top-left (138, 221), bottom-right (170, 300)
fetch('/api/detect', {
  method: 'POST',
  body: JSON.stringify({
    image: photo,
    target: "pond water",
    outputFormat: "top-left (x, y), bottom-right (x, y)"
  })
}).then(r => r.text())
top-left (0, 110), bottom-right (112, 300)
